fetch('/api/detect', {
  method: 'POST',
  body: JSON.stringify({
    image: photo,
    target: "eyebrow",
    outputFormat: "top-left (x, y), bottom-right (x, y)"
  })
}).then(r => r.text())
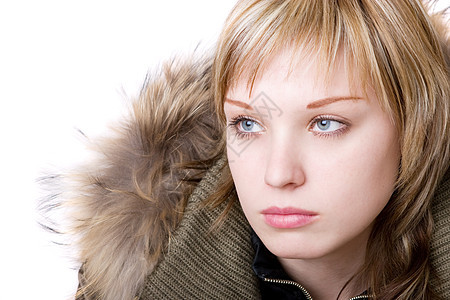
top-left (306, 96), bottom-right (364, 109)
top-left (225, 98), bottom-right (253, 110)
top-left (225, 96), bottom-right (363, 110)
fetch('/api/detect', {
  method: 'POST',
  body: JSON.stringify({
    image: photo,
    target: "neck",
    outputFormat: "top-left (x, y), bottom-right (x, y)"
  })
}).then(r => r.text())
top-left (278, 231), bottom-right (369, 300)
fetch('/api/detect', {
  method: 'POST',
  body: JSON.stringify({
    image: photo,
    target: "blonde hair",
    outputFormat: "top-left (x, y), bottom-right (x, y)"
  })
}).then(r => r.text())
top-left (212, 0), bottom-right (450, 298)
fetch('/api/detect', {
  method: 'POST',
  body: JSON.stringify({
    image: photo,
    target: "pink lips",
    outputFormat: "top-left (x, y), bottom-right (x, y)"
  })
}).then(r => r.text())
top-left (262, 207), bottom-right (318, 229)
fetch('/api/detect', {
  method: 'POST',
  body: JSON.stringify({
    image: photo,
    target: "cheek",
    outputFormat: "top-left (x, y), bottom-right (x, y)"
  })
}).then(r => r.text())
top-left (227, 145), bottom-right (261, 178)
top-left (351, 121), bottom-right (400, 191)
top-left (316, 125), bottom-right (400, 220)
top-left (226, 139), bottom-right (266, 208)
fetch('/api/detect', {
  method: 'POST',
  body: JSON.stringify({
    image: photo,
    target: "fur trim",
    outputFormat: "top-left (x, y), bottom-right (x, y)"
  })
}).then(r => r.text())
top-left (40, 52), bottom-right (223, 300)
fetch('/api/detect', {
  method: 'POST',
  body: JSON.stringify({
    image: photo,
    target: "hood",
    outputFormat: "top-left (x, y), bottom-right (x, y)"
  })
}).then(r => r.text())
top-left (41, 52), bottom-right (223, 300)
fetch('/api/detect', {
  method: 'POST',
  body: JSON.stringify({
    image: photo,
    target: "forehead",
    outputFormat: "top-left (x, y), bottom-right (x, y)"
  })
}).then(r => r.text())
top-left (226, 46), bottom-right (359, 101)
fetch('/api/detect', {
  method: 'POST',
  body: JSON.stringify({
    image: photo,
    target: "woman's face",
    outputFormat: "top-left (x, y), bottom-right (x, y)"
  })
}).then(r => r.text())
top-left (224, 49), bottom-right (400, 261)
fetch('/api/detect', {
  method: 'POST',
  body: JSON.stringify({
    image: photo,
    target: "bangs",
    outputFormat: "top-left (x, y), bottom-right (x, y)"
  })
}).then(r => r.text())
top-left (214, 0), bottom-right (380, 120)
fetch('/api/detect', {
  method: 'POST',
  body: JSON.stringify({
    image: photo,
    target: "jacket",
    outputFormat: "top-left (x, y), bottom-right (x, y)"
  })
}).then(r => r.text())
top-left (45, 27), bottom-right (450, 300)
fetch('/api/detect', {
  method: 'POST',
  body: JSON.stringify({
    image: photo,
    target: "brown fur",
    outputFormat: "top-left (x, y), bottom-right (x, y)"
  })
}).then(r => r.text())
top-left (40, 52), bottom-right (223, 300)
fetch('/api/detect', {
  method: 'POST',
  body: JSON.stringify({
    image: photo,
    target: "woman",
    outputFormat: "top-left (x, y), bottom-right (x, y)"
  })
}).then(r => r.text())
top-left (45, 0), bottom-right (449, 299)
top-left (213, 1), bottom-right (449, 298)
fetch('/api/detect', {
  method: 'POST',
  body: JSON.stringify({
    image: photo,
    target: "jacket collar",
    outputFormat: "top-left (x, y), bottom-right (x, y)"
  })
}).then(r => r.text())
top-left (251, 231), bottom-right (292, 281)
top-left (251, 231), bottom-right (371, 300)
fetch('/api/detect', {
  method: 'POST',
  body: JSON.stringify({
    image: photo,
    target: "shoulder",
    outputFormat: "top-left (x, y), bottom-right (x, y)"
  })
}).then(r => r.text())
top-left (431, 167), bottom-right (450, 297)
top-left (139, 157), bottom-right (260, 299)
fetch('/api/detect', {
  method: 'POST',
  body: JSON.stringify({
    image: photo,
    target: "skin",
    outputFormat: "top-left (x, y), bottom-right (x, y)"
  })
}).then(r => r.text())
top-left (224, 48), bottom-right (400, 299)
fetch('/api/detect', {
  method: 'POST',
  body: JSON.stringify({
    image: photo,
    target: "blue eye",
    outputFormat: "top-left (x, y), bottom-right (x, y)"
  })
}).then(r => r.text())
top-left (228, 115), bottom-right (264, 139)
top-left (239, 118), bottom-right (264, 133)
top-left (241, 120), bottom-right (256, 131)
top-left (312, 119), bottom-right (343, 132)
top-left (310, 117), bottom-right (348, 136)
top-left (317, 120), bottom-right (332, 131)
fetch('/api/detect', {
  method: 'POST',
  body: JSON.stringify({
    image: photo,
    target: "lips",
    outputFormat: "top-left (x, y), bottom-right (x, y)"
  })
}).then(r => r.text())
top-left (261, 207), bottom-right (318, 229)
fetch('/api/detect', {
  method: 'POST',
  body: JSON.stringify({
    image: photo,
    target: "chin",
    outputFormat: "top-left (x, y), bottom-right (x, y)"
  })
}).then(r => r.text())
top-left (272, 248), bottom-right (327, 260)
top-left (264, 238), bottom-right (330, 260)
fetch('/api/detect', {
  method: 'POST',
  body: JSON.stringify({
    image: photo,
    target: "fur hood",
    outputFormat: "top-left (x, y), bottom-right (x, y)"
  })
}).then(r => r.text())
top-left (42, 53), bottom-right (224, 300)
top-left (41, 11), bottom-right (450, 300)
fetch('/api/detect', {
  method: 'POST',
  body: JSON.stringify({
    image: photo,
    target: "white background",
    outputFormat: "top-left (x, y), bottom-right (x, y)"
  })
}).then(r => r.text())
top-left (0, 1), bottom-right (447, 299)
top-left (0, 1), bottom-right (234, 299)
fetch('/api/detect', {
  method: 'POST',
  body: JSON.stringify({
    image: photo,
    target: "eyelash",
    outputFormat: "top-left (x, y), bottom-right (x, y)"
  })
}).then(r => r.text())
top-left (228, 115), bottom-right (262, 140)
top-left (228, 115), bottom-right (350, 139)
top-left (308, 115), bottom-right (350, 138)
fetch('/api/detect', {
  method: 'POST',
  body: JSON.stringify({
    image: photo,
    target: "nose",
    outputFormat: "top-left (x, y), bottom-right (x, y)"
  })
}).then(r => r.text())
top-left (264, 137), bottom-right (306, 189)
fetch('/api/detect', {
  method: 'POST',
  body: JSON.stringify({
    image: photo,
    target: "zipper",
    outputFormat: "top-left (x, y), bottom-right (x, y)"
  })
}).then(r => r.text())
top-left (348, 296), bottom-right (370, 300)
top-left (263, 278), bottom-right (313, 300)
top-left (263, 277), bottom-right (370, 300)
